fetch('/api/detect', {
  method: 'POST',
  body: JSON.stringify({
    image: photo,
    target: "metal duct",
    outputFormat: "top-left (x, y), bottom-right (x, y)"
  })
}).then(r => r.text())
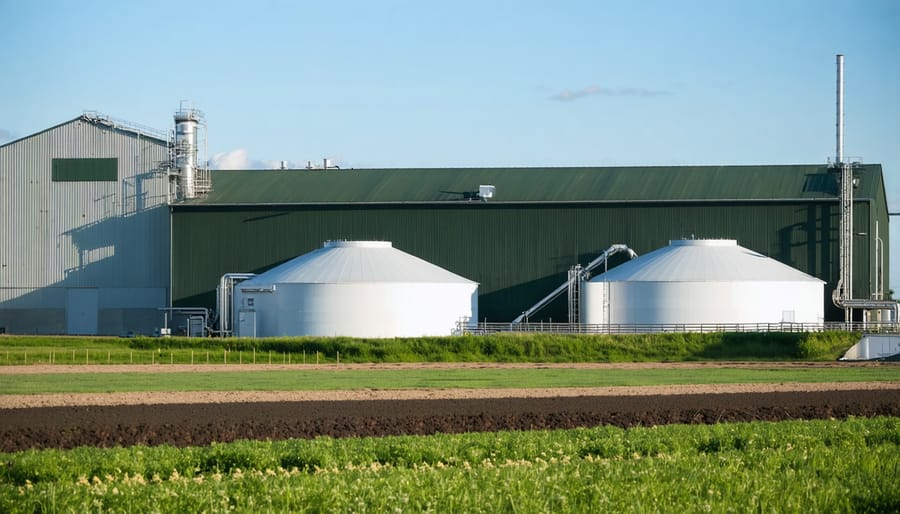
top-left (836, 54), bottom-right (844, 164)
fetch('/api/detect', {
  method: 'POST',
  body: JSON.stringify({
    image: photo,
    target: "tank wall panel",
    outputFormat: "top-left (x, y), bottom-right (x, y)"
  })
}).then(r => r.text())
top-left (234, 282), bottom-right (477, 338)
top-left (582, 280), bottom-right (824, 325)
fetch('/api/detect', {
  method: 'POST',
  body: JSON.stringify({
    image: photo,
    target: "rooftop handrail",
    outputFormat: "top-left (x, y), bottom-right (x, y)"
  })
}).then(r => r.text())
top-left (82, 111), bottom-right (170, 141)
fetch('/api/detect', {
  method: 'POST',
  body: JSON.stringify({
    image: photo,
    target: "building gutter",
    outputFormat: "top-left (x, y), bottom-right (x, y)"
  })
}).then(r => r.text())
top-left (171, 197), bottom-right (874, 210)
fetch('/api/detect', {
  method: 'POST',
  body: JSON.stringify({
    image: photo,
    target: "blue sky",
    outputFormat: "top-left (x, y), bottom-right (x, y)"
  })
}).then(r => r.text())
top-left (2, 1), bottom-right (899, 286)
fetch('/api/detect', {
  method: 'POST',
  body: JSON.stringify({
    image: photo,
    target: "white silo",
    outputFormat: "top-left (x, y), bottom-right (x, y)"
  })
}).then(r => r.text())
top-left (581, 239), bottom-right (825, 327)
top-left (171, 103), bottom-right (211, 200)
top-left (233, 241), bottom-right (478, 338)
top-left (173, 108), bottom-right (200, 199)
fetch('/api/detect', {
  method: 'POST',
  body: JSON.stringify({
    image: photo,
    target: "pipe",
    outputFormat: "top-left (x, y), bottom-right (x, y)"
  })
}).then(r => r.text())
top-left (836, 54), bottom-right (844, 164)
top-left (874, 220), bottom-right (882, 300)
top-left (216, 273), bottom-right (256, 336)
top-left (512, 244), bottom-right (637, 323)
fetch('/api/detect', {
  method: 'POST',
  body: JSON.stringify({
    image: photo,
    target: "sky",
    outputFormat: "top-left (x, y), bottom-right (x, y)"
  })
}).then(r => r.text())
top-left (1, 0), bottom-right (898, 285)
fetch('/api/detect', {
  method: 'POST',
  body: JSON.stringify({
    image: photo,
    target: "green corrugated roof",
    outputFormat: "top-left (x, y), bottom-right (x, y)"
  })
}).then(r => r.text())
top-left (178, 164), bottom-right (884, 205)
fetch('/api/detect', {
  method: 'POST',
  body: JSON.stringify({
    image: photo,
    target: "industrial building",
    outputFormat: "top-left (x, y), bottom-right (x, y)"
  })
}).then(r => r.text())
top-left (0, 58), bottom-right (893, 335)
top-left (170, 163), bottom-right (889, 327)
top-left (0, 114), bottom-right (172, 334)
top-left (0, 121), bottom-right (892, 335)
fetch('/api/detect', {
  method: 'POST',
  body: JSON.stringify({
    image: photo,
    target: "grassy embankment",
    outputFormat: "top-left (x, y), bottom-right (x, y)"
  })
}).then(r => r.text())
top-left (2, 417), bottom-right (898, 513)
top-left (0, 331), bottom-right (863, 365)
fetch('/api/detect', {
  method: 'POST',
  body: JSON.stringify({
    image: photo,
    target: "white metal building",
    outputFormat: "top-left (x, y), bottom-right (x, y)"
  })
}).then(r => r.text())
top-left (233, 241), bottom-right (478, 338)
top-left (581, 239), bottom-right (825, 327)
top-left (0, 114), bottom-right (171, 334)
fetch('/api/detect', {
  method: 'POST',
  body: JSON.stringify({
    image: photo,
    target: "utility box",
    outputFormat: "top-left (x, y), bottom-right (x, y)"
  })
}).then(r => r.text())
top-left (238, 309), bottom-right (257, 338)
top-left (187, 316), bottom-right (206, 337)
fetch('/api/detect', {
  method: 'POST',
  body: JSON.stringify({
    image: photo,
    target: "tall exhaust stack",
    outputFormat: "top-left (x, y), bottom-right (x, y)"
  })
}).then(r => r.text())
top-left (829, 53), bottom-right (897, 323)
top-left (835, 54), bottom-right (844, 164)
top-left (832, 53), bottom-right (852, 321)
top-left (171, 102), bottom-right (210, 201)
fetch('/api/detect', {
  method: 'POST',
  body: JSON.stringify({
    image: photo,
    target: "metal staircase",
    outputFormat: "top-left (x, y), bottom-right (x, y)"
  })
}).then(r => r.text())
top-left (512, 244), bottom-right (637, 324)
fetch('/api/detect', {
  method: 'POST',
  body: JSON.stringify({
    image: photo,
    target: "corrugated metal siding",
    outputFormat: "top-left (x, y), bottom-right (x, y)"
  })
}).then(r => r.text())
top-left (0, 118), bottom-right (170, 318)
top-left (183, 165), bottom-right (884, 205)
top-left (857, 169), bottom-right (891, 300)
top-left (173, 199), bottom-right (857, 321)
top-left (852, 201), bottom-right (872, 301)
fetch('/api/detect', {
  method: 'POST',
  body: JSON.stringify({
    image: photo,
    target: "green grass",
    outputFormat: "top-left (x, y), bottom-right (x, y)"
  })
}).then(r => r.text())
top-left (2, 417), bottom-right (898, 513)
top-left (1, 366), bottom-right (897, 395)
top-left (0, 331), bottom-right (864, 365)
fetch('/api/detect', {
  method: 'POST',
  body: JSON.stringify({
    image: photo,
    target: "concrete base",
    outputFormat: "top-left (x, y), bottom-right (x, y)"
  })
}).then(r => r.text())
top-left (840, 334), bottom-right (900, 361)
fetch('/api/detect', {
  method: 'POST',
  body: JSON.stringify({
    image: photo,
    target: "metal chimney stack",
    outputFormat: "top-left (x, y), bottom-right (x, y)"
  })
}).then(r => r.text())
top-left (828, 53), bottom-right (897, 324)
top-left (835, 54), bottom-right (844, 164)
top-left (832, 53), bottom-right (853, 321)
top-left (171, 102), bottom-right (210, 201)
top-left (174, 108), bottom-right (200, 199)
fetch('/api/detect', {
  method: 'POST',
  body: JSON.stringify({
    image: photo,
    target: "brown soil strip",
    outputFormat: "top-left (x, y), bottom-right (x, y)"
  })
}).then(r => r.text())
top-left (1, 381), bottom-right (898, 409)
top-left (2, 388), bottom-right (898, 451)
top-left (2, 362), bottom-right (897, 451)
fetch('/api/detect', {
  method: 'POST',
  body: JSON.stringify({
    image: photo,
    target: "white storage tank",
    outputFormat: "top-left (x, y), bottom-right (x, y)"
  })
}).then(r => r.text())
top-left (233, 241), bottom-right (478, 338)
top-left (582, 239), bottom-right (825, 327)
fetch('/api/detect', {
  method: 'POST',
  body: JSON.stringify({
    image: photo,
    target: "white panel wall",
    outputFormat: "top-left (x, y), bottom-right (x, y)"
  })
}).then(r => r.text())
top-left (0, 118), bottom-right (171, 334)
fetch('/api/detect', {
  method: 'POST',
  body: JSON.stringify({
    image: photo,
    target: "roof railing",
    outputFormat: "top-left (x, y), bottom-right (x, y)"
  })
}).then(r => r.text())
top-left (81, 111), bottom-right (169, 141)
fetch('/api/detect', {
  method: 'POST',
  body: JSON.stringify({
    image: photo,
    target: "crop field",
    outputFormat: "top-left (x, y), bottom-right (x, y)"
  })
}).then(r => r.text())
top-left (3, 417), bottom-right (898, 513)
top-left (1, 332), bottom-right (898, 512)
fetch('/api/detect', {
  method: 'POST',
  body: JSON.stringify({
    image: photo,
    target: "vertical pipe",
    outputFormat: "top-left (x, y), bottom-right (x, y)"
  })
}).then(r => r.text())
top-left (875, 220), bottom-right (883, 300)
top-left (836, 54), bottom-right (844, 164)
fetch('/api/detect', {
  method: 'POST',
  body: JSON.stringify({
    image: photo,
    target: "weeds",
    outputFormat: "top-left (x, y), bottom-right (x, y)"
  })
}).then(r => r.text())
top-left (0, 331), bottom-right (862, 365)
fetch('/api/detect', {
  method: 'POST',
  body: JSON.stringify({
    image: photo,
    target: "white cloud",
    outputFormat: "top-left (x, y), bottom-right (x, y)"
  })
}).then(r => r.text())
top-left (209, 149), bottom-right (251, 169)
top-left (208, 149), bottom-right (346, 170)
top-left (551, 85), bottom-right (669, 102)
top-left (209, 149), bottom-right (293, 170)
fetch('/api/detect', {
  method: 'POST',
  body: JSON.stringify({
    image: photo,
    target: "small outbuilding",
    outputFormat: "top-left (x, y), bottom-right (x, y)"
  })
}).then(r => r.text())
top-left (233, 241), bottom-right (478, 338)
top-left (581, 239), bottom-right (825, 328)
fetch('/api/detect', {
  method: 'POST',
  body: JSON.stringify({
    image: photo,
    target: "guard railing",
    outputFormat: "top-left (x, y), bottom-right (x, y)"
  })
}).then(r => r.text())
top-left (457, 321), bottom-right (900, 335)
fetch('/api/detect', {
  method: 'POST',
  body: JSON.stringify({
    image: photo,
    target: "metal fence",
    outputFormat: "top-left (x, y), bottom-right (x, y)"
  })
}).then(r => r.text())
top-left (458, 321), bottom-right (900, 335)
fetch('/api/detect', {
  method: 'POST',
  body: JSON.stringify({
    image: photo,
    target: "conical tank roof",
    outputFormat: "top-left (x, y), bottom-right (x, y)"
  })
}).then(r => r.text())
top-left (239, 240), bottom-right (477, 285)
top-left (591, 239), bottom-right (824, 283)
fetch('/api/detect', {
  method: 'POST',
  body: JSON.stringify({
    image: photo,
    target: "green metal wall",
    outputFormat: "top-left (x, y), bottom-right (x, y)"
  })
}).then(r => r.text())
top-left (51, 158), bottom-right (118, 182)
top-left (172, 198), bottom-right (887, 322)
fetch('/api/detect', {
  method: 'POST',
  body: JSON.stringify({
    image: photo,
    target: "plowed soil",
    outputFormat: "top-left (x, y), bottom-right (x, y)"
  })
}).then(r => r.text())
top-left (2, 363), bottom-right (899, 451)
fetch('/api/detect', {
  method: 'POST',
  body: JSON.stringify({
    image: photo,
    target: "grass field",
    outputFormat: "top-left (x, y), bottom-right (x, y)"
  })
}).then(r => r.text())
top-left (1, 366), bottom-right (897, 395)
top-left (2, 417), bottom-right (898, 513)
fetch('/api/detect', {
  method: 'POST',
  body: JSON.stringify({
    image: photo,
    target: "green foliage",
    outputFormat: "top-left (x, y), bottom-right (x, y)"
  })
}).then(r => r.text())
top-left (795, 331), bottom-right (866, 360)
top-left (0, 331), bottom-right (863, 366)
top-left (2, 417), bottom-right (898, 513)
